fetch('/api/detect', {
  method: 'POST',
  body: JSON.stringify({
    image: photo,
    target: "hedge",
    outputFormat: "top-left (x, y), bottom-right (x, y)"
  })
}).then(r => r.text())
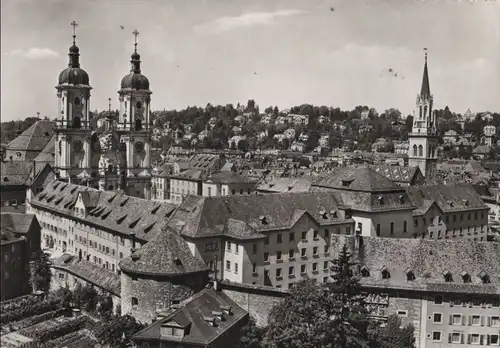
top-left (0, 295), bottom-right (39, 313)
top-left (22, 316), bottom-right (88, 342)
top-left (0, 299), bottom-right (60, 325)
top-left (13, 308), bottom-right (68, 332)
top-left (44, 331), bottom-right (86, 348)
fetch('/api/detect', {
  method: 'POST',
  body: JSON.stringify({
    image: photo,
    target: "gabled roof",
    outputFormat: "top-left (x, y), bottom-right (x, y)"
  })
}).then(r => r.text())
top-left (33, 134), bottom-right (55, 164)
top-left (313, 167), bottom-right (403, 193)
top-left (119, 227), bottom-right (208, 276)
top-left (405, 184), bottom-right (488, 213)
top-left (6, 120), bottom-right (55, 153)
top-left (132, 288), bottom-right (248, 345)
top-left (0, 213), bottom-right (37, 236)
top-left (168, 192), bottom-right (352, 239)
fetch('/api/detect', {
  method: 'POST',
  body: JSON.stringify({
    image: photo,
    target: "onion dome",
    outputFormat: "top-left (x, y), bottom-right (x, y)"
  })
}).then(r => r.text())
top-left (58, 24), bottom-right (90, 86)
top-left (120, 30), bottom-right (150, 91)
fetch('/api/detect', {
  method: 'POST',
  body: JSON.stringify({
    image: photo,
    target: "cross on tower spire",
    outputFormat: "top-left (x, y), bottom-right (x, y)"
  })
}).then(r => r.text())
top-left (133, 29), bottom-right (139, 53)
top-left (108, 98), bottom-right (112, 112)
top-left (70, 20), bottom-right (78, 45)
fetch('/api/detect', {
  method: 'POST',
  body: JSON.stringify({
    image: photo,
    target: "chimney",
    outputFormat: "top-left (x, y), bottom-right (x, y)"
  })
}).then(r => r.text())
top-left (130, 232), bottom-right (136, 251)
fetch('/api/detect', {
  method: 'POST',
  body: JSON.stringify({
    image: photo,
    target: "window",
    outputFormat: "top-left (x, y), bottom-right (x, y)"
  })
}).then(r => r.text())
top-left (252, 263), bottom-right (257, 273)
top-left (397, 310), bottom-right (408, 317)
top-left (451, 314), bottom-right (462, 325)
top-left (289, 266), bottom-right (294, 276)
top-left (313, 246), bottom-right (318, 256)
top-left (264, 237), bottom-right (269, 245)
top-left (289, 249), bottom-right (295, 259)
top-left (432, 331), bottom-right (442, 342)
top-left (403, 221), bottom-right (407, 233)
top-left (324, 229), bottom-right (329, 238)
top-left (131, 297), bottom-right (138, 306)
top-left (301, 231), bottom-right (307, 240)
top-left (390, 222), bottom-right (394, 235)
top-left (226, 241), bottom-right (231, 251)
top-left (235, 244), bottom-right (239, 254)
top-left (313, 230), bottom-right (319, 240)
top-left (252, 244), bottom-right (257, 255)
top-left (289, 232), bottom-right (294, 241)
top-left (491, 316), bottom-right (500, 327)
top-left (376, 224), bottom-right (381, 236)
top-left (324, 245), bottom-right (329, 254)
top-left (276, 268), bottom-right (282, 278)
top-left (434, 295), bottom-right (443, 305)
top-left (490, 335), bottom-right (499, 345)
top-left (323, 261), bottom-right (329, 270)
top-left (450, 332), bottom-right (461, 343)
top-left (470, 333), bottom-right (480, 344)
top-left (235, 263), bottom-right (239, 274)
top-left (312, 263), bottom-right (318, 272)
top-left (264, 252), bottom-right (269, 262)
top-left (277, 234), bottom-right (282, 244)
top-left (381, 269), bottom-right (390, 279)
top-left (433, 313), bottom-right (442, 323)
top-left (277, 251), bottom-right (282, 261)
top-left (300, 264), bottom-right (306, 274)
top-left (471, 315), bottom-right (480, 326)
top-left (226, 261), bottom-right (231, 270)
top-left (301, 248), bottom-right (307, 258)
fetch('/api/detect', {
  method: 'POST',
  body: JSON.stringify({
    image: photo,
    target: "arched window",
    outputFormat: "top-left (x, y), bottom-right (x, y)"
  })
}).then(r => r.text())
top-left (418, 145), bottom-right (423, 157)
top-left (72, 116), bottom-right (81, 129)
top-left (58, 140), bottom-right (62, 156)
top-left (424, 106), bottom-right (427, 118)
top-left (136, 101), bottom-right (142, 109)
top-left (413, 145), bottom-right (417, 156)
top-left (419, 106), bottom-right (422, 119)
top-left (135, 119), bottom-right (142, 131)
top-left (107, 165), bottom-right (113, 173)
top-left (428, 147), bottom-right (432, 157)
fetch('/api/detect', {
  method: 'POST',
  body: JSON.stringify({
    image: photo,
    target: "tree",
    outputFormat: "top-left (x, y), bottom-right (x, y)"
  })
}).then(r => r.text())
top-left (98, 294), bottom-right (114, 318)
top-left (55, 287), bottom-right (73, 309)
top-left (238, 139), bottom-right (250, 152)
top-left (368, 314), bottom-right (415, 348)
top-left (236, 317), bottom-right (267, 348)
top-left (94, 314), bottom-right (145, 348)
top-left (28, 251), bottom-right (51, 293)
top-left (263, 244), bottom-right (369, 348)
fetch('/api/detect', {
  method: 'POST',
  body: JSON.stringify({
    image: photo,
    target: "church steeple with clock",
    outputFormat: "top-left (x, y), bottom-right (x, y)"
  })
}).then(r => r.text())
top-left (55, 20), bottom-right (93, 183)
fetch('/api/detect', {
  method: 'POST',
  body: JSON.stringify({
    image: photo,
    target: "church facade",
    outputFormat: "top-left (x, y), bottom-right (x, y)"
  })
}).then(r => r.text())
top-left (54, 25), bottom-right (152, 198)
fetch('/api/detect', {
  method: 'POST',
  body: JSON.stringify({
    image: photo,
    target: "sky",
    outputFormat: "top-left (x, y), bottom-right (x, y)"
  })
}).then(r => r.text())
top-left (1, 0), bottom-right (499, 122)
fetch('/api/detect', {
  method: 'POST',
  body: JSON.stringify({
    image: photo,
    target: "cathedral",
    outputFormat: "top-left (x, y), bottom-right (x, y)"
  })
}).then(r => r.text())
top-left (54, 23), bottom-right (152, 198)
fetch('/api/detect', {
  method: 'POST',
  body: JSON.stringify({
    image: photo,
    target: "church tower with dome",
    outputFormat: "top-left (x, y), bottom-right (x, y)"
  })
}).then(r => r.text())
top-left (117, 30), bottom-right (152, 198)
top-left (55, 21), bottom-right (93, 183)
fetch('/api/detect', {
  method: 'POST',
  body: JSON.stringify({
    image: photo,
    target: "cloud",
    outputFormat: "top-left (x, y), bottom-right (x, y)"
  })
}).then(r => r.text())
top-left (7, 48), bottom-right (60, 60)
top-left (195, 9), bottom-right (305, 34)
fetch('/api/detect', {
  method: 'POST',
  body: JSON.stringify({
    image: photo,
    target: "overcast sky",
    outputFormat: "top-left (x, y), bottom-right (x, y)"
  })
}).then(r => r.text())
top-left (1, 0), bottom-right (499, 122)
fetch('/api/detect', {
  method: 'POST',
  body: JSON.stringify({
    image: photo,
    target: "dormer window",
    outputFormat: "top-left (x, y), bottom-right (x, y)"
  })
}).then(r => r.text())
top-left (259, 216), bottom-right (268, 225)
top-left (160, 321), bottom-right (188, 338)
top-left (443, 270), bottom-right (453, 282)
top-left (462, 199), bottom-right (469, 206)
top-left (3, 176), bottom-right (9, 182)
top-left (341, 179), bottom-right (353, 187)
top-left (381, 267), bottom-right (390, 279)
top-left (377, 195), bottom-right (384, 205)
top-left (211, 311), bottom-right (225, 321)
top-left (461, 271), bottom-right (471, 283)
top-left (360, 265), bottom-right (370, 277)
top-left (478, 271), bottom-right (490, 284)
top-left (221, 305), bottom-right (232, 315)
top-left (405, 268), bottom-right (415, 281)
top-left (203, 316), bottom-right (216, 327)
top-left (398, 194), bottom-right (405, 203)
top-left (447, 200), bottom-right (454, 207)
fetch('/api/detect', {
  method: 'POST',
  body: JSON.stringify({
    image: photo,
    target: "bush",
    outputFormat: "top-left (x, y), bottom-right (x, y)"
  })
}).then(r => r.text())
top-left (0, 299), bottom-right (61, 325)
top-left (44, 331), bottom-right (86, 348)
top-left (11, 308), bottom-right (68, 331)
top-left (22, 316), bottom-right (88, 341)
top-left (0, 295), bottom-right (39, 313)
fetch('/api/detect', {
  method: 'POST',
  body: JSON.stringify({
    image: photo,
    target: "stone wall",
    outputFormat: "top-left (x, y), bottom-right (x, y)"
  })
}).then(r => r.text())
top-left (220, 281), bottom-right (288, 327)
top-left (121, 271), bottom-right (207, 324)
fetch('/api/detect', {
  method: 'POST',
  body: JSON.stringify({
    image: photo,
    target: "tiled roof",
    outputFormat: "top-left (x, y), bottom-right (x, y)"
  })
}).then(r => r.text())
top-left (168, 192), bottom-right (352, 239)
top-left (133, 288), bottom-right (248, 345)
top-left (370, 165), bottom-right (421, 184)
top-left (313, 167), bottom-right (403, 193)
top-left (31, 180), bottom-right (177, 242)
top-left (6, 120), bottom-right (55, 152)
top-left (0, 213), bottom-right (37, 244)
top-left (172, 169), bottom-right (204, 180)
top-left (33, 134), bottom-right (55, 164)
top-left (333, 236), bottom-right (500, 295)
top-left (257, 178), bottom-right (312, 193)
top-left (189, 154), bottom-right (220, 170)
top-left (206, 171), bottom-right (257, 185)
top-left (405, 184), bottom-right (488, 213)
top-left (51, 254), bottom-right (121, 295)
top-left (119, 226), bottom-right (208, 276)
top-left (1, 161), bottom-right (34, 186)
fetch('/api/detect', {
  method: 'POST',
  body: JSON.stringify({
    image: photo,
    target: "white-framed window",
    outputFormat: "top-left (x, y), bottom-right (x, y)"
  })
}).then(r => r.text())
top-left (490, 334), bottom-right (499, 345)
top-left (491, 316), bottom-right (500, 327)
top-left (226, 260), bottom-right (230, 270)
top-left (451, 314), bottom-right (462, 325)
top-left (450, 332), bottom-right (461, 343)
top-left (470, 333), bottom-right (480, 344)
top-left (471, 315), bottom-right (480, 326)
top-left (432, 331), bottom-right (442, 342)
top-left (433, 313), bottom-right (443, 323)
top-left (434, 295), bottom-right (443, 305)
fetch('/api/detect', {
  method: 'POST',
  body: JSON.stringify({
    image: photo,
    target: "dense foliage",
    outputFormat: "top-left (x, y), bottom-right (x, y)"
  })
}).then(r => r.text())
top-left (20, 316), bottom-right (89, 341)
top-left (94, 314), bottom-right (145, 348)
top-left (10, 308), bottom-right (67, 332)
top-left (28, 251), bottom-right (52, 293)
top-left (0, 117), bottom-right (40, 144)
top-left (0, 299), bottom-right (60, 324)
top-left (0, 295), bottom-right (39, 313)
top-left (367, 314), bottom-right (416, 348)
top-left (259, 244), bottom-right (415, 348)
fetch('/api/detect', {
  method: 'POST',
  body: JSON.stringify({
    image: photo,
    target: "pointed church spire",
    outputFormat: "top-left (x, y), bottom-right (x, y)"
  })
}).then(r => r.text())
top-left (420, 48), bottom-right (430, 99)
